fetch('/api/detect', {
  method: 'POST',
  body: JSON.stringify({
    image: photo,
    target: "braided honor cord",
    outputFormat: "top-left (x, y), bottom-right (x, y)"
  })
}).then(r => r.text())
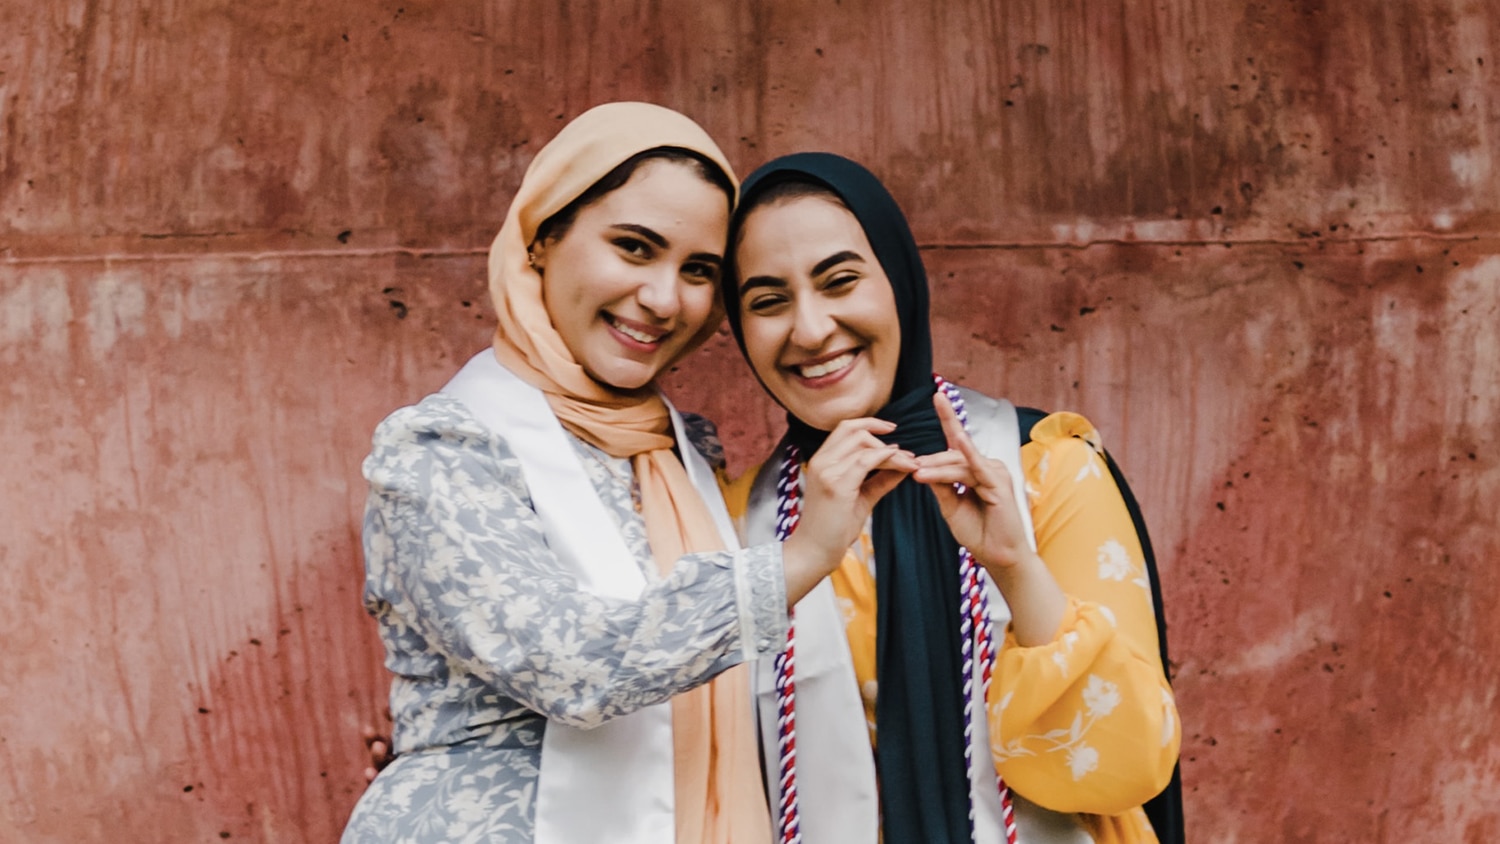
top-left (773, 444), bottom-right (804, 844)
top-left (771, 376), bottom-right (1020, 844)
top-left (936, 374), bottom-right (1019, 844)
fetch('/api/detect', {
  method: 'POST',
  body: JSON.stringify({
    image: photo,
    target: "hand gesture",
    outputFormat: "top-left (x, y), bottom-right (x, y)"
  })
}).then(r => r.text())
top-left (782, 418), bottom-right (915, 605)
top-left (913, 392), bottom-right (1035, 573)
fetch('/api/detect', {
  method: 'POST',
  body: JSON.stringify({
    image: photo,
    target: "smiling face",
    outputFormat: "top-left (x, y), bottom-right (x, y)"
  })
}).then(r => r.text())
top-left (531, 158), bottom-right (730, 391)
top-left (733, 194), bottom-right (901, 431)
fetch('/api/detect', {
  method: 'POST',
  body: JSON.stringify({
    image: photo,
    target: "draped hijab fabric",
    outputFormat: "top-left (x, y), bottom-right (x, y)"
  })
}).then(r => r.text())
top-left (487, 101), bottom-right (769, 843)
top-left (723, 153), bottom-right (973, 843)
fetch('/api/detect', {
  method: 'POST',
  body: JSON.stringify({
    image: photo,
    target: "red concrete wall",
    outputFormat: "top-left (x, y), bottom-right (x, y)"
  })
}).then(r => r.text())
top-left (2, 1), bottom-right (1497, 840)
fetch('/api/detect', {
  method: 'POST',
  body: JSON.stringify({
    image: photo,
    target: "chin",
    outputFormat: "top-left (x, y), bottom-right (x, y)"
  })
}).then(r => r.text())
top-left (785, 404), bottom-right (850, 432)
top-left (779, 388), bottom-right (870, 431)
top-left (585, 359), bottom-right (662, 391)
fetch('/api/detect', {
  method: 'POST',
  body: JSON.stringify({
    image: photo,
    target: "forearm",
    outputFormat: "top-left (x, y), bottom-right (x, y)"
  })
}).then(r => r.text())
top-left (780, 530), bottom-right (851, 608)
top-left (989, 600), bottom-right (1181, 815)
top-left (982, 549), bottom-right (1069, 647)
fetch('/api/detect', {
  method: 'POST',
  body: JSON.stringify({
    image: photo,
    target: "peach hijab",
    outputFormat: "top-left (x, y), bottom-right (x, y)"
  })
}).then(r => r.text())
top-left (486, 102), bottom-right (769, 843)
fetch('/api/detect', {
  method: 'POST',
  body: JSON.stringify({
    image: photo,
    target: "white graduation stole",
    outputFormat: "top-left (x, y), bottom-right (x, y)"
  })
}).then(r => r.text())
top-left (443, 349), bottom-right (740, 844)
top-left (748, 390), bottom-right (1091, 844)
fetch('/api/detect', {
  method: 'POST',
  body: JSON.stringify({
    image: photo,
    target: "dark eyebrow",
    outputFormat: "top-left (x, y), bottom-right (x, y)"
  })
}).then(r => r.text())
top-left (739, 275), bottom-right (786, 295)
top-left (739, 249), bottom-right (864, 294)
top-left (811, 250), bottom-right (864, 277)
top-left (613, 224), bottom-right (721, 266)
top-left (610, 223), bottom-right (668, 249)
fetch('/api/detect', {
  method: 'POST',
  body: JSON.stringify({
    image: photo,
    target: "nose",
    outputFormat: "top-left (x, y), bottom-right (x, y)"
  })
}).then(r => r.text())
top-left (635, 266), bottom-right (682, 320)
top-left (788, 296), bottom-right (836, 351)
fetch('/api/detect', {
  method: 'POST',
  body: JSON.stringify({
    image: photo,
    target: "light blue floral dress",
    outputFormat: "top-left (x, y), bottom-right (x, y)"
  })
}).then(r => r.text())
top-left (341, 394), bottom-right (788, 843)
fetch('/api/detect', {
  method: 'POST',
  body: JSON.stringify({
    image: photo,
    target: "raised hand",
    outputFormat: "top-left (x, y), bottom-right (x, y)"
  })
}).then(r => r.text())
top-left (913, 392), bottom-right (1067, 646)
top-left (781, 418), bottom-right (916, 607)
top-left (912, 392), bottom-right (1034, 571)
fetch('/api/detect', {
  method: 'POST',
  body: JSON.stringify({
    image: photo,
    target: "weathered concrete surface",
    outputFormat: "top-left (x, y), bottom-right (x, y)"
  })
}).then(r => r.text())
top-left (2, 0), bottom-right (1498, 840)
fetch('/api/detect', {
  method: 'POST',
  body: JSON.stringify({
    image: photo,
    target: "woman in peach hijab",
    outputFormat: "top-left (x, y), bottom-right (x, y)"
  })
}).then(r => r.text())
top-left (341, 105), bottom-right (911, 843)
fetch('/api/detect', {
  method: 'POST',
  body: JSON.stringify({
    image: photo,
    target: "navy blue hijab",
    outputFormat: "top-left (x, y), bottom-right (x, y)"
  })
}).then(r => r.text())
top-left (723, 153), bottom-right (971, 843)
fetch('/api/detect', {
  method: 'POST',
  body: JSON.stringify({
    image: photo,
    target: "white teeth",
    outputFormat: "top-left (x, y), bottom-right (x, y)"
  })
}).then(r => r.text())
top-left (610, 318), bottom-right (661, 344)
top-left (797, 352), bottom-right (855, 378)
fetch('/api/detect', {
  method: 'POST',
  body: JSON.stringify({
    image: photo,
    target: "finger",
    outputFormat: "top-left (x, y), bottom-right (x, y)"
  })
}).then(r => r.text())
top-left (371, 740), bottom-right (389, 759)
top-left (913, 449), bottom-right (966, 470)
top-left (361, 724), bottom-right (378, 742)
top-left (825, 445), bottom-right (908, 493)
top-left (933, 392), bottom-right (970, 451)
top-left (846, 444), bottom-right (909, 479)
top-left (815, 426), bottom-right (896, 466)
top-left (822, 428), bottom-right (912, 476)
top-left (926, 478), bottom-right (961, 516)
top-left (933, 392), bottom-right (1011, 490)
top-left (913, 463), bottom-right (979, 488)
top-left (876, 449), bottom-right (920, 473)
top-left (861, 467), bottom-right (909, 503)
top-left (363, 766), bottom-right (379, 784)
top-left (913, 449), bottom-right (981, 488)
top-left (816, 418), bottom-right (897, 457)
top-left (831, 416), bottom-right (898, 437)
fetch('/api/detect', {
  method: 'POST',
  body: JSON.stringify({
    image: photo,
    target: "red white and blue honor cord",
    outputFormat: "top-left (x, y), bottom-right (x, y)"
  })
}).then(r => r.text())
top-left (771, 374), bottom-right (1019, 844)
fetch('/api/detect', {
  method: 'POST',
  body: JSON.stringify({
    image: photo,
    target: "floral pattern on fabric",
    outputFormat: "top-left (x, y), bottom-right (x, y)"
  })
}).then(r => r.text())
top-left (342, 395), bottom-right (787, 843)
top-left (737, 402), bottom-right (1180, 844)
top-left (985, 411), bottom-right (1182, 837)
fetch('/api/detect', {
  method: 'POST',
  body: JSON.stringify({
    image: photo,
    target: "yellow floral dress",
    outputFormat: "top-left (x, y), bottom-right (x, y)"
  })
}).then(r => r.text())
top-left (725, 411), bottom-right (1181, 843)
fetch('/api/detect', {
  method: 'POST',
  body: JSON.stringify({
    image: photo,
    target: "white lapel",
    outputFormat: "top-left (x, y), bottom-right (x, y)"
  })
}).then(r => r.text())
top-left (747, 391), bottom-right (1091, 843)
top-left (445, 349), bottom-right (734, 844)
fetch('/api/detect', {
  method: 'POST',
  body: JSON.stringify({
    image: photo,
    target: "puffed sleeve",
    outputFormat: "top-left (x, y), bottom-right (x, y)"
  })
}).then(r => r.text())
top-left (362, 397), bottom-right (789, 730)
top-left (985, 412), bottom-right (1181, 817)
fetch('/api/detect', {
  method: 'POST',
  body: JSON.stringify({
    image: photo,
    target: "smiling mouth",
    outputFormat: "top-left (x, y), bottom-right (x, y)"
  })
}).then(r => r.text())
top-left (606, 314), bottom-right (668, 346)
top-left (791, 351), bottom-right (857, 380)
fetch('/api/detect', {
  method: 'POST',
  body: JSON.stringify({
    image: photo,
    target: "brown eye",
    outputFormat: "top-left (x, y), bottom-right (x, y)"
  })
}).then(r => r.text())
top-left (614, 237), bottom-right (652, 259)
top-left (682, 262), bottom-right (720, 284)
top-left (745, 293), bottom-right (788, 313)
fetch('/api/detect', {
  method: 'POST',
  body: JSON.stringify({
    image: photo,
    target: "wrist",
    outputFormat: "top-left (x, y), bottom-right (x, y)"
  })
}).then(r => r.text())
top-left (785, 531), bottom-right (844, 576)
top-left (979, 547), bottom-right (1046, 587)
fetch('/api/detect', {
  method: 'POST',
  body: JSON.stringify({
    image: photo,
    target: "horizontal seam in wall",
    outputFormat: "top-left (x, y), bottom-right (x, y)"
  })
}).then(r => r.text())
top-left (0, 246), bottom-right (491, 267)
top-left (917, 232), bottom-right (1491, 250)
top-left (1, 232), bottom-right (1491, 266)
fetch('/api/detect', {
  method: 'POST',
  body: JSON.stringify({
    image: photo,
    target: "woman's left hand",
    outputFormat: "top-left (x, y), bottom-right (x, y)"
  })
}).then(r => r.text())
top-left (913, 391), bottom-right (1036, 573)
top-left (915, 392), bottom-right (1068, 645)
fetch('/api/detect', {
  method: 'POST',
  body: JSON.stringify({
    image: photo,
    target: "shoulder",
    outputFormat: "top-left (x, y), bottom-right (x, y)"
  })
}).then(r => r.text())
top-left (365, 393), bottom-right (522, 490)
top-left (947, 383), bottom-right (1105, 452)
top-left (1027, 411), bottom-right (1107, 456)
top-left (1021, 412), bottom-right (1112, 499)
top-left (370, 393), bottom-right (496, 454)
top-left (678, 411), bottom-right (727, 472)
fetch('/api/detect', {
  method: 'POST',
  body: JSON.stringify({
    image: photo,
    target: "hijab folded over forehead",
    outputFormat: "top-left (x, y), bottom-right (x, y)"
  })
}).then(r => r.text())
top-left (488, 101), bottom-right (737, 454)
top-left (727, 153), bottom-right (974, 844)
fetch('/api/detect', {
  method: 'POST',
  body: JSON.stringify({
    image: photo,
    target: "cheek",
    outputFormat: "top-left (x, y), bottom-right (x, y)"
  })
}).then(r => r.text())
top-left (740, 321), bottom-right (781, 377)
top-left (681, 284), bottom-right (718, 330)
top-left (540, 269), bottom-right (596, 353)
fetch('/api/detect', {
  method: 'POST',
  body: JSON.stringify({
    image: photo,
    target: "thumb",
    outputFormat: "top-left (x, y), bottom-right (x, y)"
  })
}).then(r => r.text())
top-left (926, 481), bottom-right (961, 518)
top-left (861, 468), bottom-right (908, 505)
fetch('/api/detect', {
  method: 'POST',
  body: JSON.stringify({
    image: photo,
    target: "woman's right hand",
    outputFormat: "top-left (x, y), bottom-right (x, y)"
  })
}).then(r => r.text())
top-left (781, 418), bottom-right (915, 607)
